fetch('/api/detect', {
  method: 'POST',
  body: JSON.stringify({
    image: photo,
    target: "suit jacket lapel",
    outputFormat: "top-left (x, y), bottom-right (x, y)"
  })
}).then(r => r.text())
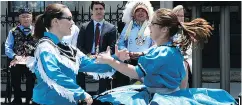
top-left (101, 21), bottom-right (108, 36)
top-left (100, 21), bottom-right (108, 48)
top-left (88, 20), bottom-right (95, 51)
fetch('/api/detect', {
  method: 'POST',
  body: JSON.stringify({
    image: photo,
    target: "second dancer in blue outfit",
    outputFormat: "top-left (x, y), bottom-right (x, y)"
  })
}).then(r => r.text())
top-left (94, 8), bottom-right (237, 105)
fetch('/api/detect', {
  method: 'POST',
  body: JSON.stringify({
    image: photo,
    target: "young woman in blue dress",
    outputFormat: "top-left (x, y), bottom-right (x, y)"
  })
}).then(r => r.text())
top-left (94, 8), bottom-right (236, 105)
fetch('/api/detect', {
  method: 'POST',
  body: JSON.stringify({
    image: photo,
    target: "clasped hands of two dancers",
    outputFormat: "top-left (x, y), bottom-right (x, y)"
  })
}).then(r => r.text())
top-left (81, 45), bottom-right (142, 105)
top-left (95, 45), bottom-right (144, 64)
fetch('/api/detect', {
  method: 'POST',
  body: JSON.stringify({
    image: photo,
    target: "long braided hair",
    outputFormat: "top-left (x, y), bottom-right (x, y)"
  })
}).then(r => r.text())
top-left (154, 8), bottom-right (213, 52)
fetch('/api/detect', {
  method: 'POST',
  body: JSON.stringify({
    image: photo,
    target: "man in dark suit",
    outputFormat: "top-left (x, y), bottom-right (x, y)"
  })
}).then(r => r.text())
top-left (76, 1), bottom-right (117, 94)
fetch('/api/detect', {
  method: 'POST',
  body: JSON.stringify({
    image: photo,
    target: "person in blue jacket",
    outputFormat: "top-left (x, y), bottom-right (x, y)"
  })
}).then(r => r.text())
top-left (115, 1), bottom-right (154, 86)
top-left (27, 3), bottom-right (118, 105)
top-left (5, 7), bottom-right (36, 105)
top-left (94, 8), bottom-right (237, 105)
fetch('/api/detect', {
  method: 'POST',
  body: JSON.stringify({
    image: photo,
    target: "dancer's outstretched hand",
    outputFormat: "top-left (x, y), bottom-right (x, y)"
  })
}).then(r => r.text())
top-left (82, 92), bottom-right (93, 105)
top-left (96, 46), bottom-right (113, 64)
top-left (114, 45), bottom-right (130, 61)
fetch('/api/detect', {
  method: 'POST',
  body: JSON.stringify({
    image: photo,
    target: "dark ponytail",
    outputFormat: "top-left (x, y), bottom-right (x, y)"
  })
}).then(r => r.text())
top-left (34, 14), bottom-right (46, 39)
top-left (33, 3), bottom-right (68, 40)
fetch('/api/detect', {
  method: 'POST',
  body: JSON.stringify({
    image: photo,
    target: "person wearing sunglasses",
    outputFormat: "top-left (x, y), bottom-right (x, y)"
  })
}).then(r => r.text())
top-left (58, 16), bottom-right (80, 47)
top-left (28, 3), bottom-right (119, 105)
top-left (94, 8), bottom-right (236, 105)
top-left (62, 22), bottom-right (80, 47)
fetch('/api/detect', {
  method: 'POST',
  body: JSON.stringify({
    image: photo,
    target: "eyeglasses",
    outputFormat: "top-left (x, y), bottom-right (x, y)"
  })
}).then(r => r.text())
top-left (59, 16), bottom-right (73, 21)
top-left (19, 16), bottom-right (32, 19)
top-left (19, 14), bottom-right (32, 18)
top-left (150, 21), bottom-right (163, 26)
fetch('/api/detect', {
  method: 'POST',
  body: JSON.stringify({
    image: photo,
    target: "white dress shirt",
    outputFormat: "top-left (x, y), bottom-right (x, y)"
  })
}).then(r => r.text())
top-left (62, 24), bottom-right (80, 47)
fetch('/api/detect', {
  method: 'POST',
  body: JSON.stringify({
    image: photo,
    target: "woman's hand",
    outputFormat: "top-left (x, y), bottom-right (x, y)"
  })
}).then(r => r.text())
top-left (96, 46), bottom-right (114, 64)
top-left (15, 55), bottom-right (23, 61)
top-left (9, 56), bottom-right (28, 67)
top-left (84, 93), bottom-right (93, 105)
top-left (114, 45), bottom-right (130, 61)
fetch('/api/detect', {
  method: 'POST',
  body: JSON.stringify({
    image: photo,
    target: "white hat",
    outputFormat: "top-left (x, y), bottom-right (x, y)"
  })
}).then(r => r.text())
top-left (122, 1), bottom-right (154, 24)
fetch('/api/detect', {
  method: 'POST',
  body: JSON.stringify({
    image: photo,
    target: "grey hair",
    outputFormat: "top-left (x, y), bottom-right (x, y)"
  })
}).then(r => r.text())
top-left (172, 5), bottom-right (184, 14)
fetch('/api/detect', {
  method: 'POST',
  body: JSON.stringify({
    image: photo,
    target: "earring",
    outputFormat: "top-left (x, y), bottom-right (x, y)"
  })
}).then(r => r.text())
top-left (45, 27), bottom-right (49, 32)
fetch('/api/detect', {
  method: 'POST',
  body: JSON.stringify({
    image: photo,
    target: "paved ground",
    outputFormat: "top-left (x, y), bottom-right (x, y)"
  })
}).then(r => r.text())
top-left (1, 82), bottom-right (241, 104)
top-left (1, 70), bottom-right (241, 104)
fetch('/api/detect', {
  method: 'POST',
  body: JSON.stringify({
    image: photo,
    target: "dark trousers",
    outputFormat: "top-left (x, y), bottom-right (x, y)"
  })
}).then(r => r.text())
top-left (10, 64), bottom-right (35, 104)
top-left (112, 59), bottom-right (138, 88)
top-left (184, 60), bottom-right (193, 88)
top-left (112, 72), bottom-right (130, 88)
top-left (98, 78), bottom-right (112, 94)
top-left (188, 67), bottom-right (193, 88)
top-left (76, 72), bottom-right (86, 90)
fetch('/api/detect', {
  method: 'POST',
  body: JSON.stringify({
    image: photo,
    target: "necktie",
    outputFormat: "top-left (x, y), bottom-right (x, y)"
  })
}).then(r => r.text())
top-left (95, 23), bottom-right (100, 52)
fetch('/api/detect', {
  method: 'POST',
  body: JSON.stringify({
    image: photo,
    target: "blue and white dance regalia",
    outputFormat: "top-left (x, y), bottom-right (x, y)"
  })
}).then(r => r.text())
top-left (94, 41), bottom-right (237, 105)
top-left (26, 32), bottom-right (115, 105)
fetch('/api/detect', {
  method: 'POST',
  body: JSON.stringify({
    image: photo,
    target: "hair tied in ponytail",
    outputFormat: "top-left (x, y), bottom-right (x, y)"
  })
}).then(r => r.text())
top-left (179, 22), bottom-right (197, 43)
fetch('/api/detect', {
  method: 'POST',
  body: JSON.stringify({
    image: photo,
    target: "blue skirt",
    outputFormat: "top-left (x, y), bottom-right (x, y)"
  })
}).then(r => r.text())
top-left (93, 85), bottom-right (237, 105)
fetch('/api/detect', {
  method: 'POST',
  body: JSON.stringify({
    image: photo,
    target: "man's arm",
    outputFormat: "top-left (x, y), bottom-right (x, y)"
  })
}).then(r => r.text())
top-left (108, 26), bottom-right (118, 54)
top-left (76, 24), bottom-right (88, 54)
top-left (5, 30), bottom-right (16, 59)
top-left (117, 25), bottom-right (128, 50)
